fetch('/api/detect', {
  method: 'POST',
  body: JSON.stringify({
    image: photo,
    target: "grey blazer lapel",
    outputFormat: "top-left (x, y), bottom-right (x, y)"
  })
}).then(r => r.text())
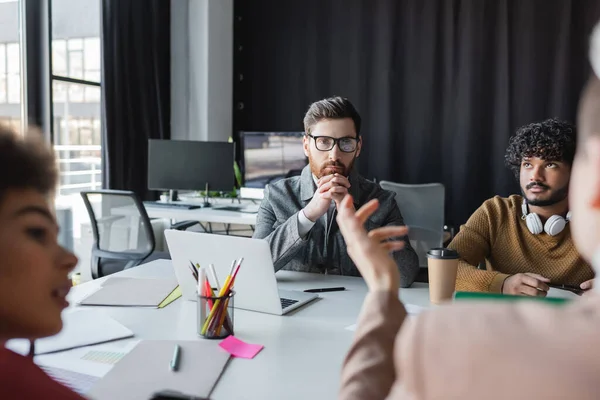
top-left (300, 165), bottom-right (316, 203)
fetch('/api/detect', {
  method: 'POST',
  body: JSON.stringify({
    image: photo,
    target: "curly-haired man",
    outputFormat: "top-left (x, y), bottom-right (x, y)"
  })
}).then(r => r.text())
top-left (448, 118), bottom-right (593, 295)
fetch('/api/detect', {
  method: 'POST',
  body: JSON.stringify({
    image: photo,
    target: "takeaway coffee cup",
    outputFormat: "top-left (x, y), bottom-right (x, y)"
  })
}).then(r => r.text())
top-left (426, 248), bottom-right (460, 304)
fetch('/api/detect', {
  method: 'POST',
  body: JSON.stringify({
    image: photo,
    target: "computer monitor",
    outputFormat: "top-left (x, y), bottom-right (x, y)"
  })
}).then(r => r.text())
top-left (239, 131), bottom-right (307, 188)
top-left (148, 139), bottom-right (235, 203)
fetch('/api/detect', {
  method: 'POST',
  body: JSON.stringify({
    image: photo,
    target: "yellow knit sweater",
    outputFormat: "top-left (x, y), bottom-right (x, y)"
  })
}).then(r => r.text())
top-left (448, 195), bottom-right (593, 293)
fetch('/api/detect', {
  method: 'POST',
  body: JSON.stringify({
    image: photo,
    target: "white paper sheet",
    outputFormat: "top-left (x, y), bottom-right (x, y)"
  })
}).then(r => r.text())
top-left (546, 287), bottom-right (582, 300)
top-left (35, 339), bottom-right (141, 378)
top-left (40, 365), bottom-right (99, 395)
top-left (7, 310), bottom-right (134, 355)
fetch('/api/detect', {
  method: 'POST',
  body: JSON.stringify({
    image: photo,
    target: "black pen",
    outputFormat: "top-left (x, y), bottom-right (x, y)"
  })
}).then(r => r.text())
top-left (188, 261), bottom-right (199, 282)
top-left (304, 287), bottom-right (346, 293)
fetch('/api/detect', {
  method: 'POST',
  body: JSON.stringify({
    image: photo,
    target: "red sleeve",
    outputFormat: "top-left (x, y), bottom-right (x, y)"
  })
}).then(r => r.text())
top-left (0, 348), bottom-right (85, 400)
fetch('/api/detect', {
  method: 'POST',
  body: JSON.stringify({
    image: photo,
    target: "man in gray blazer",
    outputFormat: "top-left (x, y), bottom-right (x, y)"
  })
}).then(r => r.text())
top-left (253, 96), bottom-right (419, 287)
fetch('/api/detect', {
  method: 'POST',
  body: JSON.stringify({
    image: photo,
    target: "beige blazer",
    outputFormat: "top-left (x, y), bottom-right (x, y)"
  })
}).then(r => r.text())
top-left (339, 291), bottom-right (600, 399)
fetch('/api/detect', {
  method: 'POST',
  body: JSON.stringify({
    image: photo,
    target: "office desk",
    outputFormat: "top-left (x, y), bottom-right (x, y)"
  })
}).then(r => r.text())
top-left (61, 259), bottom-right (431, 400)
top-left (142, 205), bottom-right (258, 226)
top-left (112, 200), bottom-right (258, 237)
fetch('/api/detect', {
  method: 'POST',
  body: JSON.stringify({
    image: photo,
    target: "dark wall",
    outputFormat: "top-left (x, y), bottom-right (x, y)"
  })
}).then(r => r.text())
top-left (233, 0), bottom-right (600, 227)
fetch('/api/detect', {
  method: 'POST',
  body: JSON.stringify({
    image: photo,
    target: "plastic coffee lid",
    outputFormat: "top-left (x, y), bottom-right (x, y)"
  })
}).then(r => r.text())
top-left (426, 248), bottom-right (459, 259)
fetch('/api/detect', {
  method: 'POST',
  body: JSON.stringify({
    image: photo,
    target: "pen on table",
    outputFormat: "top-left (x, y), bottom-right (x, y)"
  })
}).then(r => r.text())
top-left (303, 287), bottom-right (346, 293)
top-left (170, 344), bottom-right (181, 372)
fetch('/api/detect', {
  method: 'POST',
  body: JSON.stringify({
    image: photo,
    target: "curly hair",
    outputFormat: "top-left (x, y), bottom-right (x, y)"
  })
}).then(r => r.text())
top-left (0, 124), bottom-right (58, 202)
top-left (504, 118), bottom-right (576, 177)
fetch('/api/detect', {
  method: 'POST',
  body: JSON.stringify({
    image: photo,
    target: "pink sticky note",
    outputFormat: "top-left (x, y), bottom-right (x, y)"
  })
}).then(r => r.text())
top-left (219, 336), bottom-right (264, 359)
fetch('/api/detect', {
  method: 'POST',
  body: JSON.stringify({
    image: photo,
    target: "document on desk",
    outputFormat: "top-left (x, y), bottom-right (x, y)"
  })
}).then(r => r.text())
top-left (7, 310), bottom-right (134, 355)
top-left (546, 287), bottom-right (581, 300)
top-left (35, 340), bottom-right (140, 395)
top-left (78, 277), bottom-right (178, 307)
top-left (88, 340), bottom-right (231, 400)
top-left (36, 339), bottom-right (141, 378)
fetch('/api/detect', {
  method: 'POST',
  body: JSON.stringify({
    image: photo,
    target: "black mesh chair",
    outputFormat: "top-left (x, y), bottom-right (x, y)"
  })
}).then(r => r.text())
top-left (81, 190), bottom-right (197, 279)
top-left (379, 182), bottom-right (446, 283)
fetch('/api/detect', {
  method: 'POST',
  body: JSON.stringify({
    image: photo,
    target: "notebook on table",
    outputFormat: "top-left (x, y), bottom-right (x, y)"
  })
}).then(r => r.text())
top-left (454, 291), bottom-right (573, 305)
top-left (78, 277), bottom-right (178, 307)
top-left (87, 340), bottom-right (230, 400)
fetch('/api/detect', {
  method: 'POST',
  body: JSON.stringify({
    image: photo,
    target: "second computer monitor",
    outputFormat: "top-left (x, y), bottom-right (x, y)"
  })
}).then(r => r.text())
top-left (148, 139), bottom-right (235, 193)
top-left (240, 131), bottom-right (307, 188)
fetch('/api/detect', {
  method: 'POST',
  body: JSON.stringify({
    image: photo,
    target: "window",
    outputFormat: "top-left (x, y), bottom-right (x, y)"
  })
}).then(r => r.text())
top-left (51, 0), bottom-right (102, 195)
top-left (51, 0), bottom-right (102, 274)
top-left (0, 0), bottom-right (23, 133)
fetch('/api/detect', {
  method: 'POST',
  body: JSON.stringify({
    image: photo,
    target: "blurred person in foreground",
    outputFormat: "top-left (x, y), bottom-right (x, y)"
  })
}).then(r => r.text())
top-left (337, 24), bottom-right (600, 400)
top-left (0, 125), bottom-right (82, 399)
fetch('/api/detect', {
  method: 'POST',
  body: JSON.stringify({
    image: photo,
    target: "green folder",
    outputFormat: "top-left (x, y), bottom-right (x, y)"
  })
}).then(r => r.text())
top-left (454, 291), bottom-right (570, 305)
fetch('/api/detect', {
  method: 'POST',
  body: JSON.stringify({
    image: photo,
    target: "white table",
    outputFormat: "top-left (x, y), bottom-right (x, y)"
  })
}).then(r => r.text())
top-left (113, 199), bottom-right (258, 234)
top-left (58, 259), bottom-right (431, 400)
top-left (143, 205), bottom-right (257, 226)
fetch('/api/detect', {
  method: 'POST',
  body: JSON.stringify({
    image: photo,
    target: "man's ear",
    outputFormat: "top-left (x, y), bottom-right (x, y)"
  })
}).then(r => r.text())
top-left (355, 136), bottom-right (362, 158)
top-left (303, 134), bottom-right (310, 158)
top-left (587, 137), bottom-right (600, 209)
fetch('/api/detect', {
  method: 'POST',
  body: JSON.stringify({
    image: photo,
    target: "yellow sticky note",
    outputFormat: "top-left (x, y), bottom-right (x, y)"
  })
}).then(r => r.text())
top-left (158, 285), bottom-right (182, 308)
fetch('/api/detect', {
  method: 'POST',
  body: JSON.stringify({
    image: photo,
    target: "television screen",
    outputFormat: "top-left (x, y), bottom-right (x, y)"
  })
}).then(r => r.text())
top-left (240, 132), bottom-right (308, 188)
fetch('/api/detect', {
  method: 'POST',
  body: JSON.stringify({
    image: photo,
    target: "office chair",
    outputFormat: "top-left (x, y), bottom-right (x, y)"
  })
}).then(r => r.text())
top-left (81, 190), bottom-right (198, 279)
top-left (379, 182), bottom-right (445, 282)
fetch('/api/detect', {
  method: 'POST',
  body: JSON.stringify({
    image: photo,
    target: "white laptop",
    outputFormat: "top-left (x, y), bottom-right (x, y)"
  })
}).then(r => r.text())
top-left (164, 230), bottom-right (318, 315)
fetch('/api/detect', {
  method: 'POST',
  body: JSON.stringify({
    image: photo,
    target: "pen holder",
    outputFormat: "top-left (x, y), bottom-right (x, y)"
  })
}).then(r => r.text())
top-left (197, 289), bottom-right (235, 339)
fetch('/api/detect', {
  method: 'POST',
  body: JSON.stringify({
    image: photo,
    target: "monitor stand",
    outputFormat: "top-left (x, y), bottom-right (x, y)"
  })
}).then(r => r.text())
top-left (166, 189), bottom-right (210, 207)
top-left (165, 185), bottom-right (211, 208)
top-left (201, 182), bottom-right (211, 208)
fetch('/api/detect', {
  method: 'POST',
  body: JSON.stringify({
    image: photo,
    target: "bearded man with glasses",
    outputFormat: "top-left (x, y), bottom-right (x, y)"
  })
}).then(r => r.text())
top-left (253, 96), bottom-right (419, 285)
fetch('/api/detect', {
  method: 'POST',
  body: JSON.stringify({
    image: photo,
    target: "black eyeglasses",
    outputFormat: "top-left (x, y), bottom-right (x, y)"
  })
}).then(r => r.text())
top-left (306, 134), bottom-right (359, 153)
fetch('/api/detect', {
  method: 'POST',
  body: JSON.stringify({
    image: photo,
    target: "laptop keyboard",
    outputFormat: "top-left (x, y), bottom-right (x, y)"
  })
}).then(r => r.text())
top-left (143, 201), bottom-right (200, 209)
top-left (280, 297), bottom-right (299, 309)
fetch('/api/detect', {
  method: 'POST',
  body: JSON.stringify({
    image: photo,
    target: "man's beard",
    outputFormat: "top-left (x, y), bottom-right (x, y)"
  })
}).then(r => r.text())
top-left (308, 154), bottom-right (356, 179)
top-left (521, 181), bottom-right (569, 207)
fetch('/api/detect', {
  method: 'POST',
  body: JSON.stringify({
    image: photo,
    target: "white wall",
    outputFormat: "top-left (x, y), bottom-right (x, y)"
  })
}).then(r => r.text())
top-left (171, 0), bottom-right (233, 142)
top-left (170, 0), bottom-right (190, 141)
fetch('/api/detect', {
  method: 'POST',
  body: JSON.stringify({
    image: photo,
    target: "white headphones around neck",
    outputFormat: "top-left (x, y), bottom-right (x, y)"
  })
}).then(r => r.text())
top-left (521, 200), bottom-right (571, 236)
